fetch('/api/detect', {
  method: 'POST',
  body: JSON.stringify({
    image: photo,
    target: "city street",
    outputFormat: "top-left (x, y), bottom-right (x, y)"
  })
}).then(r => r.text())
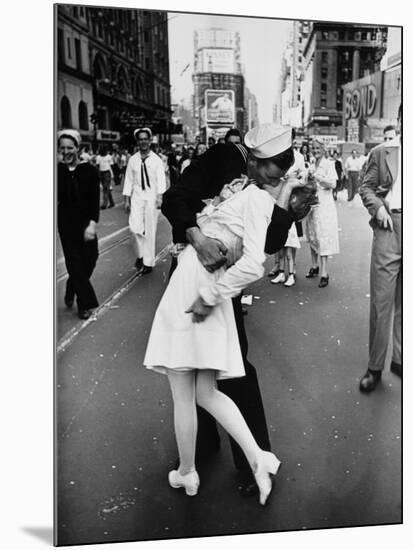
top-left (56, 193), bottom-right (401, 546)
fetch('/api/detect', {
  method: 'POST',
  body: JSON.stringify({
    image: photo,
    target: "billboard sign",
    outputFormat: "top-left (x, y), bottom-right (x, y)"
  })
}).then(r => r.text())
top-left (310, 134), bottom-right (338, 148)
top-left (205, 89), bottom-right (235, 124)
top-left (343, 71), bottom-right (383, 121)
top-left (96, 130), bottom-right (120, 141)
top-left (201, 48), bottom-right (235, 73)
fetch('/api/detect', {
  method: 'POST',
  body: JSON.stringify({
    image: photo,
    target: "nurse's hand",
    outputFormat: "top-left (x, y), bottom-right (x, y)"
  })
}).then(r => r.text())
top-left (185, 297), bottom-right (213, 323)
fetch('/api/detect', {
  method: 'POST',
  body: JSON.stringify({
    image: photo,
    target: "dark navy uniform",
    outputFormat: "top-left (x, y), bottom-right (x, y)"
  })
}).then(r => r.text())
top-left (58, 162), bottom-right (100, 312)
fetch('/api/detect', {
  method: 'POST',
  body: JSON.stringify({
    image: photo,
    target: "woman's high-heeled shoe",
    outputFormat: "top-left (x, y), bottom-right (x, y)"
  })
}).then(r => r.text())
top-left (253, 451), bottom-right (282, 506)
top-left (318, 275), bottom-right (329, 288)
top-left (305, 266), bottom-right (319, 278)
top-left (168, 469), bottom-right (200, 496)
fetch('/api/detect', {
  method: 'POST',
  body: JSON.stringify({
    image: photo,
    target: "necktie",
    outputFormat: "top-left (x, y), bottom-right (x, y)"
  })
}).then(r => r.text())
top-left (141, 157), bottom-right (151, 190)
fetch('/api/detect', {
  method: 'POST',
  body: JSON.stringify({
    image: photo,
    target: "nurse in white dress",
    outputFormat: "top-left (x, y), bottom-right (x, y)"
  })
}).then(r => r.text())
top-left (144, 124), bottom-right (302, 505)
top-left (123, 128), bottom-right (166, 273)
top-left (304, 139), bottom-right (339, 288)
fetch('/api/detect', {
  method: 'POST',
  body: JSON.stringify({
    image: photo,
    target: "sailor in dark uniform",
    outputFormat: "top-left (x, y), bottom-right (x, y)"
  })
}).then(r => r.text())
top-left (57, 129), bottom-right (100, 320)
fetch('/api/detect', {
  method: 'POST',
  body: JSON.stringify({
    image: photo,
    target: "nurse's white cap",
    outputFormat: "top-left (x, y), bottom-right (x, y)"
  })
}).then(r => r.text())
top-left (57, 129), bottom-right (81, 147)
top-left (244, 123), bottom-right (292, 159)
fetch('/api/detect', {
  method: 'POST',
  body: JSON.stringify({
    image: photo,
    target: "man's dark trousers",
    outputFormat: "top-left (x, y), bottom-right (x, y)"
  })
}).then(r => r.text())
top-left (347, 171), bottom-right (360, 201)
top-left (61, 232), bottom-right (99, 311)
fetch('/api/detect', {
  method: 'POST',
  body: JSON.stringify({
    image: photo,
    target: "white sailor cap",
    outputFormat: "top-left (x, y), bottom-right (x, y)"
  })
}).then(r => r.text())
top-left (244, 123), bottom-right (292, 159)
top-left (57, 129), bottom-right (81, 147)
top-left (134, 127), bottom-right (153, 140)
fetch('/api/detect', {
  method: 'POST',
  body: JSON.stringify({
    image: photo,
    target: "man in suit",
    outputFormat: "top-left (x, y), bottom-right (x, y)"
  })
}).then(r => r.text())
top-left (358, 106), bottom-right (402, 392)
top-left (162, 124), bottom-right (300, 496)
top-left (57, 129), bottom-right (100, 320)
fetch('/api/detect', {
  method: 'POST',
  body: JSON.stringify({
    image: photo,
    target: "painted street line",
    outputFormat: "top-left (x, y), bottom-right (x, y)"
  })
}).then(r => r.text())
top-left (56, 243), bottom-right (172, 355)
top-left (57, 225), bottom-right (130, 268)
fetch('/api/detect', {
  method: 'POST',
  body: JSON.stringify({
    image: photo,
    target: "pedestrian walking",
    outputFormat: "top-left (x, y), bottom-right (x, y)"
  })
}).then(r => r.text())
top-left (167, 143), bottom-right (179, 186)
top-left (180, 146), bottom-right (195, 173)
top-left (57, 129), bottom-right (100, 320)
top-left (270, 143), bottom-right (306, 287)
top-left (123, 127), bottom-right (166, 275)
top-left (304, 139), bottom-right (339, 288)
top-left (300, 142), bottom-right (313, 167)
top-left (225, 128), bottom-right (243, 144)
top-left (194, 142), bottom-right (207, 158)
top-left (160, 123), bottom-right (312, 497)
top-left (358, 107), bottom-right (402, 392)
top-left (95, 147), bottom-right (115, 209)
top-left (332, 150), bottom-right (344, 200)
top-left (207, 136), bottom-right (216, 148)
top-left (79, 146), bottom-right (93, 164)
top-left (111, 148), bottom-right (122, 186)
top-left (344, 149), bottom-right (361, 202)
top-left (145, 125), bottom-right (308, 505)
top-left (119, 149), bottom-right (129, 187)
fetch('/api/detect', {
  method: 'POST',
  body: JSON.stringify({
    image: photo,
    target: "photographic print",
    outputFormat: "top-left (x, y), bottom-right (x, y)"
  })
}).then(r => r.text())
top-left (55, 2), bottom-right (402, 546)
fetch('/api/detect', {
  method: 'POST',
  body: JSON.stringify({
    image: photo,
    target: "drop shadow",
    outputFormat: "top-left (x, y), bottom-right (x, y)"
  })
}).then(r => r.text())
top-left (21, 527), bottom-right (53, 545)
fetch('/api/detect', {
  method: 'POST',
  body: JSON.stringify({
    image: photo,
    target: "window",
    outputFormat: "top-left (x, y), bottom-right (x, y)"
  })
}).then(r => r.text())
top-left (93, 54), bottom-right (105, 80)
top-left (321, 82), bottom-right (327, 92)
top-left (78, 101), bottom-right (88, 130)
top-left (339, 31), bottom-right (346, 40)
top-left (118, 68), bottom-right (127, 92)
top-left (144, 31), bottom-right (149, 43)
top-left (321, 51), bottom-right (328, 64)
top-left (58, 28), bottom-right (64, 61)
top-left (75, 38), bottom-right (82, 71)
top-left (66, 36), bottom-right (72, 59)
top-left (145, 57), bottom-right (149, 70)
top-left (320, 97), bottom-right (327, 107)
top-left (322, 31), bottom-right (329, 40)
top-left (73, 7), bottom-right (78, 18)
top-left (361, 32), bottom-right (367, 40)
top-left (79, 7), bottom-right (85, 18)
top-left (355, 31), bottom-right (361, 40)
top-left (371, 32), bottom-right (377, 40)
top-left (321, 67), bottom-right (328, 79)
top-left (61, 96), bottom-right (72, 128)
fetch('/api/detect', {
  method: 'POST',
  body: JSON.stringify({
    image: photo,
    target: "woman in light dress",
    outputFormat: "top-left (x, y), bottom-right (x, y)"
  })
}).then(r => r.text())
top-left (304, 139), bottom-right (339, 288)
top-left (143, 144), bottom-right (303, 504)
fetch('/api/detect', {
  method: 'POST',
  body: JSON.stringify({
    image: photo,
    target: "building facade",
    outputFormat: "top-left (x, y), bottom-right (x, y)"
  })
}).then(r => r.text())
top-left (244, 87), bottom-right (259, 131)
top-left (341, 26), bottom-right (401, 148)
top-left (57, 5), bottom-right (172, 149)
top-left (277, 21), bottom-right (310, 129)
top-left (192, 28), bottom-right (246, 139)
top-left (300, 22), bottom-right (388, 143)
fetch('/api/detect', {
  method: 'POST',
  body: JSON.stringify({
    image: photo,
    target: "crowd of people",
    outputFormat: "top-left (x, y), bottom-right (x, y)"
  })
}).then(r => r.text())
top-left (57, 111), bottom-right (401, 506)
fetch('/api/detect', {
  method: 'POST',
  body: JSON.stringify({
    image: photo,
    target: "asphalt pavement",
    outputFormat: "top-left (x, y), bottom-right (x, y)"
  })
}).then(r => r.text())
top-left (55, 191), bottom-right (401, 546)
